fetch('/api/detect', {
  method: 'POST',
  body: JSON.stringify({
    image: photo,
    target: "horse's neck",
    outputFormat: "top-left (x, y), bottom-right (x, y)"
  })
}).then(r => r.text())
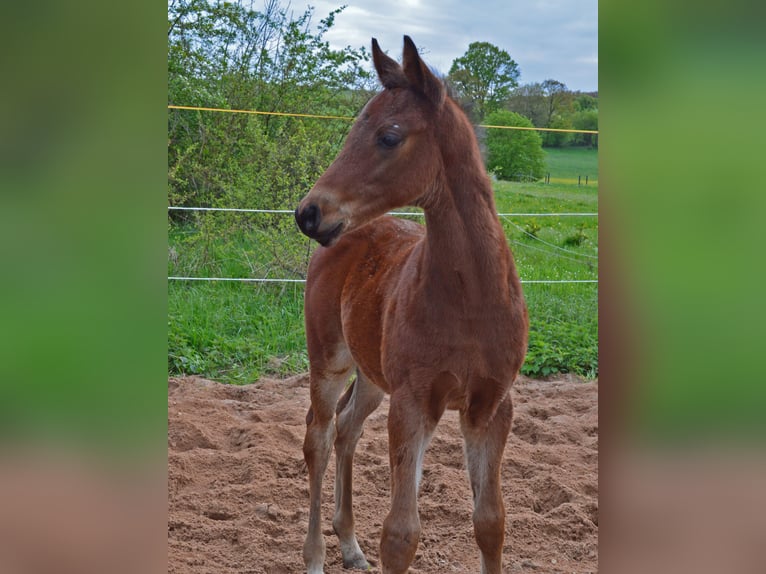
top-left (420, 169), bottom-right (512, 303)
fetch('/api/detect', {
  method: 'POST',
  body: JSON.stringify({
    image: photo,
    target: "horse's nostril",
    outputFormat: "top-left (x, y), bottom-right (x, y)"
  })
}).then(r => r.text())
top-left (296, 203), bottom-right (321, 236)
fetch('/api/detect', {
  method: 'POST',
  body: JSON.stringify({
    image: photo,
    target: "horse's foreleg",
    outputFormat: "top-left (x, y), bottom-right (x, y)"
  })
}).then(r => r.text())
top-left (303, 367), bottom-right (353, 574)
top-left (333, 371), bottom-right (384, 569)
top-left (460, 392), bottom-right (513, 574)
top-left (380, 389), bottom-right (437, 574)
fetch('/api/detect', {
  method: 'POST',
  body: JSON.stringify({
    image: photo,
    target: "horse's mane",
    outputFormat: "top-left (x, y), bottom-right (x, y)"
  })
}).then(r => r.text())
top-left (432, 67), bottom-right (476, 119)
top-left (432, 68), bottom-right (486, 161)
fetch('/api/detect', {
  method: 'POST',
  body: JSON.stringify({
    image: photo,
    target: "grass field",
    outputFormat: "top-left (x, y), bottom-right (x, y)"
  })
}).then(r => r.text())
top-left (168, 147), bottom-right (598, 383)
top-left (544, 147), bottom-right (598, 184)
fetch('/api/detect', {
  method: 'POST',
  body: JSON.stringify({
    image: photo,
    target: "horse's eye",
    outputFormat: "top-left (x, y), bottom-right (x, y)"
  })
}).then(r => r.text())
top-left (378, 130), bottom-right (403, 149)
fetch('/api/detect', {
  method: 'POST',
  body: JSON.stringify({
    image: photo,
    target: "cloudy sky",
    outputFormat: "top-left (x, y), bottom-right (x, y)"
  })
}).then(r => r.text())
top-left (303, 0), bottom-right (598, 92)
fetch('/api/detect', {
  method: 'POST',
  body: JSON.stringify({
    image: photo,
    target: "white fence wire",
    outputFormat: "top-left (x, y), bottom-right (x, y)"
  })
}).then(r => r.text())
top-left (168, 206), bottom-right (598, 217)
top-left (168, 206), bottom-right (598, 285)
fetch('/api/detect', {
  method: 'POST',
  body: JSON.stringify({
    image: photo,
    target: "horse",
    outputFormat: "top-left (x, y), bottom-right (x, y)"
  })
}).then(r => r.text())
top-left (294, 36), bottom-right (528, 574)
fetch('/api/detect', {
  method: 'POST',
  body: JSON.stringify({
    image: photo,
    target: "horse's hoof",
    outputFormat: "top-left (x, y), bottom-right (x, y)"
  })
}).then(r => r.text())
top-left (342, 555), bottom-right (371, 570)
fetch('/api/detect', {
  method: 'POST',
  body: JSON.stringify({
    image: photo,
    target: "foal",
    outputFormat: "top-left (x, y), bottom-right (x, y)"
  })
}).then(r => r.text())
top-left (294, 36), bottom-right (528, 574)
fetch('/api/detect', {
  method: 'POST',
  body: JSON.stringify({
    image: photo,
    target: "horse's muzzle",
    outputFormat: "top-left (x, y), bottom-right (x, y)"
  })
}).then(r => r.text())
top-left (295, 203), bottom-right (320, 236)
top-left (295, 203), bottom-right (344, 247)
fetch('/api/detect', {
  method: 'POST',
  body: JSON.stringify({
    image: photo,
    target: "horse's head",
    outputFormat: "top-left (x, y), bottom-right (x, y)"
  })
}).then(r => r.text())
top-left (295, 35), bottom-right (448, 246)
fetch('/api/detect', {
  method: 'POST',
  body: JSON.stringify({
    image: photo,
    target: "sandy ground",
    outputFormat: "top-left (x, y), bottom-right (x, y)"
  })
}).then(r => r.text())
top-left (168, 374), bottom-right (597, 573)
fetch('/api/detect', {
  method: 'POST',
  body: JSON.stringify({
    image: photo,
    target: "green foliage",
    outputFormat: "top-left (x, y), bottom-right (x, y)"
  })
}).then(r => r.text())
top-left (522, 319), bottom-right (598, 378)
top-left (448, 42), bottom-right (520, 120)
top-left (541, 79), bottom-right (574, 126)
top-left (572, 109), bottom-right (599, 148)
top-left (506, 82), bottom-right (597, 148)
top-left (505, 82), bottom-right (546, 126)
top-left (574, 93), bottom-right (598, 112)
top-left (484, 110), bottom-right (546, 181)
top-left (168, 0), bottom-right (373, 272)
top-left (563, 225), bottom-right (588, 246)
top-left (167, 2), bottom-right (372, 199)
top-left (542, 115), bottom-right (574, 148)
top-left (524, 219), bottom-right (542, 237)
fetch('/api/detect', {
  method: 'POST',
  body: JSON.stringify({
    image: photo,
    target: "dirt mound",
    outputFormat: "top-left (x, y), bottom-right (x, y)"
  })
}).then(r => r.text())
top-left (168, 374), bottom-right (597, 573)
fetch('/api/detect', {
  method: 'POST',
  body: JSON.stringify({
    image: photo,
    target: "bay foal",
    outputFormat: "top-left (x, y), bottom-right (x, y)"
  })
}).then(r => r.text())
top-left (294, 36), bottom-right (528, 574)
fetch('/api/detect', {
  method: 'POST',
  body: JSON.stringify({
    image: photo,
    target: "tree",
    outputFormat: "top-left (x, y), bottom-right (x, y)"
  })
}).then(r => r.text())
top-left (542, 115), bottom-right (573, 148)
top-left (448, 42), bottom-right (520, 121)
top-left (505, 82), bottom-right (547, 127)
top-left (541, 79), bottom-right (574, 126)
top-left (572, 110), bottom-right (598, 148)
top-left (574, 93), bottom-right (598, 112)
top-left (506, 79), bottom-right (574, 132)
top-left (484, 110), bottom-right (546, 181)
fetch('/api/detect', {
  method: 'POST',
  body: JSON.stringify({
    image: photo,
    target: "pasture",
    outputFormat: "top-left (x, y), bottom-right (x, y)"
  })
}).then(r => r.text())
top-left (543, 147), bottom-right (598, 184)
top-left (168, 147), bottom-right (598, 383)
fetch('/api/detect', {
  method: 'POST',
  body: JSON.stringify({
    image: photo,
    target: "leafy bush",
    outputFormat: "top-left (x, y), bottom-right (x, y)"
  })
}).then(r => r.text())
top-left (571, 110), bottom-right (599, 148)
top-left (563, 225), bottom-right (588, 246)
top-left (541, 115), bottom-right (573, 148)
top-left (167, 0), bottom-right (374, 271)
top-left (524, 218), bottom-right (541, 237)
top-left (167, 1), bottom-right (372, 208)
top-left (484, 110), bottom-right (546, 181)
top-left (522, 320), bottom-right (598, 378)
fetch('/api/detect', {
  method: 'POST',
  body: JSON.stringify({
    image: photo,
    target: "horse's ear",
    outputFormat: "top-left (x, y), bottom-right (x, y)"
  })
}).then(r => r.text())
top-left (402, 35), bottom-right (445, 108)
top-left (372, 38), bottom-right (408, 90)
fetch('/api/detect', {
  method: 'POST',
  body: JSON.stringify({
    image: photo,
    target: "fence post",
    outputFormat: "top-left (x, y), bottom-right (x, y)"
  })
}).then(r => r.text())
top-left (578, 175), bottom-right (581, 186)
top-left (586, 175), bottom-right (589, 185)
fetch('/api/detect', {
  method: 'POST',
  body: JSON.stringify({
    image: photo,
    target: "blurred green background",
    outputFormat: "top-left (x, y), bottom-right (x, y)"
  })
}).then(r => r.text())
top-left (0, 1), bottom-right (167, 453)
top-left (601, 0), bottom-right (766, 443)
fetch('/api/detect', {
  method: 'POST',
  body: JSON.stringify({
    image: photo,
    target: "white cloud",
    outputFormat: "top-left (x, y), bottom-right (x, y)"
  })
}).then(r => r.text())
top-left (304, 0), bottom-right (597, 91)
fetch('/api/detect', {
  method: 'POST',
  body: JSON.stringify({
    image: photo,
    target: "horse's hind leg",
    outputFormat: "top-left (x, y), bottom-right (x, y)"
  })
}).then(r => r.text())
top-left (460, 392), bottom-right (514, 574)
top-left (333, 370), bottom-right (385, 569)
top-left (303, 358), bottom-right (354, 574)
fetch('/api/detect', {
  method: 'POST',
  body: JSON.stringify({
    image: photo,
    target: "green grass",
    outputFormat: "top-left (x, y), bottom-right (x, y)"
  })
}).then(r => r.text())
top-left (494, 178), bottom-right (598, 378)
top-left (168, 217), bottom-right (312, 383)
top-left (544, 147), bottom-right (598, 184)
top-left (168, 281), bottom-right (307, 383)
top-left (169, 148), bottom-right (598, 383)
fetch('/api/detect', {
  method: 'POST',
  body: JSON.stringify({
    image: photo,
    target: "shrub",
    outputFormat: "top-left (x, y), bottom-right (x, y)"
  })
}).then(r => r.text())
top-left (522, 320), bottom-right (598, 378)
top-left (484, 110), bottom-right (546, 181)
top-left (563, 225), bottom-right (588, 246)
top-left (542, 115), bottom-right (573, 148)
top-left (524, 218), bottom-right (542, 237)
top-left (571, 110), bottom-right (598, 148)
